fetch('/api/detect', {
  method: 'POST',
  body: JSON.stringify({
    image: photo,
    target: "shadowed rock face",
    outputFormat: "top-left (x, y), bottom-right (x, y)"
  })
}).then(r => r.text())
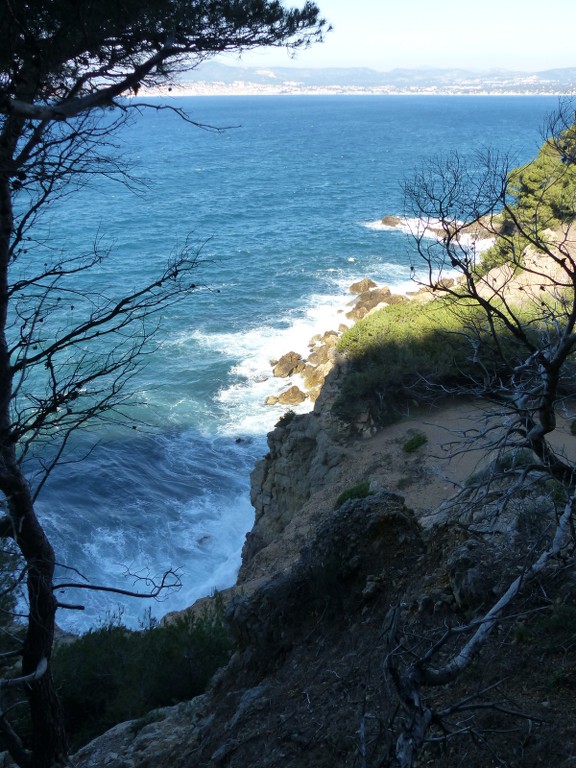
top-left (230, 491), bottom-right (423, 659)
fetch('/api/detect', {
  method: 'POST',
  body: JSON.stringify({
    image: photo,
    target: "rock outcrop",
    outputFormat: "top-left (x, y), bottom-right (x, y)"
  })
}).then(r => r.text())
top-left (271, 351), bottom-right (305, 378)
top-left (243, 387), bottom-right (349, 576)
top-left (265, 278), bottom-right (409, 406)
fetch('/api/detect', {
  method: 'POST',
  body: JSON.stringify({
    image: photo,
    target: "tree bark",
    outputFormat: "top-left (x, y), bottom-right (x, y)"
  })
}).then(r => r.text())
top-left (0, 167), bottom-right (68, 765)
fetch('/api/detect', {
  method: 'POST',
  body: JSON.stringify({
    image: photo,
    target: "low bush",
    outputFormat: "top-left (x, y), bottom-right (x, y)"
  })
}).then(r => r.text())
top-left (495, 448), bottom-right (535, 473)
top-left (402, 432), bottom-right (428, 453)
top-left (275, 409), bottom-right (296, 427)
top-left (53, 594), bottom-right (233, 749)
top-left (334, 480), bottom-right (372, 509)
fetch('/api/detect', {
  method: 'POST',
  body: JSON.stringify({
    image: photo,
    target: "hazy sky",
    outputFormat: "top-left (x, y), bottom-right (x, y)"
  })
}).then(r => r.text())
top-left (218, 0), bottom-right (576, 72)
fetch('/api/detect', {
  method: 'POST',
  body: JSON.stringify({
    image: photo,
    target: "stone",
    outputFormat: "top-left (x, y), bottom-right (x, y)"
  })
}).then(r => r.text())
top-left (381, 215), bottom-right (402, 227)
top-left (347, 286), bottom-right (393, 320)
top-left (383, 293), bottom-right (407, 305)
top-left (301, 365), bottom-right (326, 390)
top-left (346, 305), bottom-right (368, 322)
top-left (278, 386), bottom-right (306, 405)
top-left (349, 278), bottom-right (377, 294)
top-left (72, 699), bottom-right (209, 768)
top-left (447, 541), bottom-right (495, 609)
top-left (307, 346), bottom-right (331, 366)
top-left (272, 351), bottom-right (305, 378)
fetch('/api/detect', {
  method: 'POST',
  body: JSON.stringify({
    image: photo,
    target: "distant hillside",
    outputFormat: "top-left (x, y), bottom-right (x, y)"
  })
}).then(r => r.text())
top-left (174, 62), bottom-right (576, 95)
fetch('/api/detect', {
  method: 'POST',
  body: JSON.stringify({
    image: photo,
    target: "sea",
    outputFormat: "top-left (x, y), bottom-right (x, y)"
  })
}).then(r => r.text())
top-left (29, 94), bottom-right (559, 632)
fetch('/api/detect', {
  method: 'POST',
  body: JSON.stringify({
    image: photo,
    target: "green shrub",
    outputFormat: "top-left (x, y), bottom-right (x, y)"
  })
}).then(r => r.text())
top-left (477, 127), bottom-right (576, 275)
top-left (275, 409), bottom-right (296, 428)
top-left (53, 594), bottom-right (233, 749)
top-left (334, 480), bottom-right (371, 510)
top-left (334, 290), bottom-right (548, 426)
top-left (402, 432), bottom-right (428, 453)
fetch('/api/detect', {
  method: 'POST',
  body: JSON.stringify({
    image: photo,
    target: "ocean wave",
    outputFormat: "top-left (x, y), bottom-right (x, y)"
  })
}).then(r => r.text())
top-left (363, 216), bottom-right (496, 253)
top-left (210, 297), bottom-right (351, 435)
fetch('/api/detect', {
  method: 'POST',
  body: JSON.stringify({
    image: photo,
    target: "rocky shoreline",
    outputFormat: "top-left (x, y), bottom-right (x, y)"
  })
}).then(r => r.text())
top-left (265, 276), bottom-right (409, 407)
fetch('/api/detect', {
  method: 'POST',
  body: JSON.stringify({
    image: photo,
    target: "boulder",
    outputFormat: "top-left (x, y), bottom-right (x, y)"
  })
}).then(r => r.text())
top-left (381, 215), bottom-right (402, 227)
top-left (447, 540), bottom-right (496, 609)
top-left (349, 278), bottom-right (377, 294)
top-left (278, 386), bottom-right (307, 405)
top-left (379, 293), bottom-right (406, 306)
top-left (301, 364), bottom-right (326, 391)
top-left (358, 286), bottom-right (392, 305)
top-left (346, 286), bottom-right (392, 320)
top-left (272, 351), bottom-right (305, 378)
top-left (346, 305), bottom-right (369, 322)
top-left (308, 333), bottom-right (322, 346)
top-left (314, 345), bottom-right (338, 366)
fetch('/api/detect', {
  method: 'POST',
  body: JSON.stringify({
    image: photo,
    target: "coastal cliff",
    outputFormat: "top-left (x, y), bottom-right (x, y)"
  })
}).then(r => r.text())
top-left (72, 375), bottom-right (576, 767)
top-left (69, 245), bottom-right (576, 767)
top-left (71, 302), bottom-right (576, 768)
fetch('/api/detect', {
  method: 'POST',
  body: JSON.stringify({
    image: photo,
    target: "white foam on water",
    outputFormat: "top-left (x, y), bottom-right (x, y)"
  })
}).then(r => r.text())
top-left (202, 285), bottom-right (383, 434)
top-left (195, 263), bottom-right (442, 436)
top-left (51, 455), bottom-right (258, 632)
top-left (363, 215), bottom-right (495, 252)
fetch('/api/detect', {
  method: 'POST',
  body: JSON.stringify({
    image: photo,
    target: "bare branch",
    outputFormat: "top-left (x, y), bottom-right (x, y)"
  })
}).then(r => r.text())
top-left (54, 567), bottom-right (182, 603)
top-left (0, 658), bottom-right (47, 690)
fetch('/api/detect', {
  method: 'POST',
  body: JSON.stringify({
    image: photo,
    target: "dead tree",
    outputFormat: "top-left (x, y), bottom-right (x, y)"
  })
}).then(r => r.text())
top-left (404, 101), bottom-right (576, 494)
top-left (383, 100), bottom-right (576, 767)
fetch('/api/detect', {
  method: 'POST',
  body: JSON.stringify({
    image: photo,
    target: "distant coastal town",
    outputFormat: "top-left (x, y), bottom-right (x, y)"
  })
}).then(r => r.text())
top-left (160, 83), bottom-right (573, 97)
top-left (149, 62), bottom-right (576, 97)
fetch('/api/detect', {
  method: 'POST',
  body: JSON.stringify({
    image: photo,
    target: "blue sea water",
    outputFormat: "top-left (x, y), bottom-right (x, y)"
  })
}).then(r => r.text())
top-left (31, 95), bottom-right (558, 631)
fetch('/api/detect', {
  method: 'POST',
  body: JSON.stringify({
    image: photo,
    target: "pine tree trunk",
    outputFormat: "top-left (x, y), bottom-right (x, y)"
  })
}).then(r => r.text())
top-left (0, 169), bottom-right (68, 766)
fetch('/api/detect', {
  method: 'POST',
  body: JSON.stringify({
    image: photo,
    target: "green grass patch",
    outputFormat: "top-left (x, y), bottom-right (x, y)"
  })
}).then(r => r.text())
top-left (334, 480), bottom-right (372, 510)
top-left (402, 432), bottom-right (428, 453)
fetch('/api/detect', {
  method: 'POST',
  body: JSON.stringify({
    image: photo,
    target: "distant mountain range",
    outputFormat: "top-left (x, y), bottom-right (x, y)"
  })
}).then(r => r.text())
top-left (174, 62), bottom-right (576, 95)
